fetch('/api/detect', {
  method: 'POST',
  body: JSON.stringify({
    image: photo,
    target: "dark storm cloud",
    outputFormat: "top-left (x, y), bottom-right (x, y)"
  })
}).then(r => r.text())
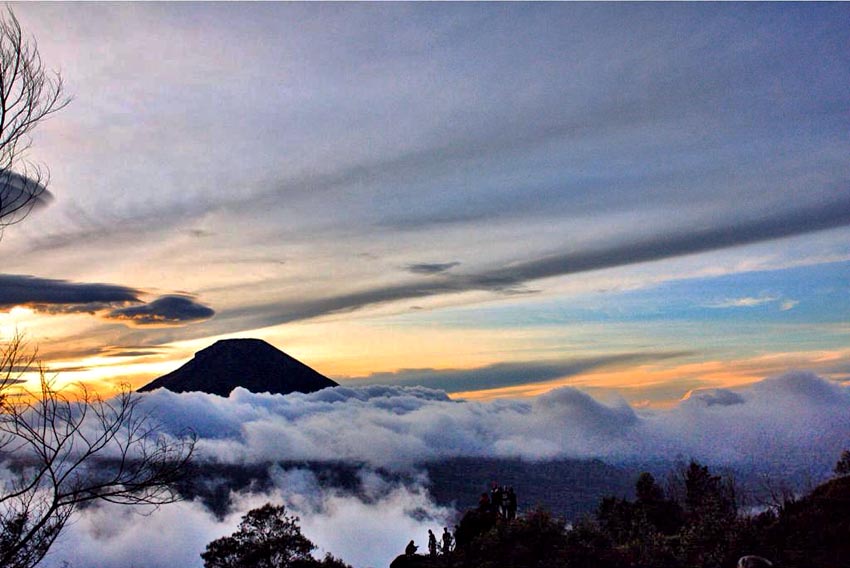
top-left (222, 195), bottom-right (850, 328)
top-left (405, 262), bottom-right (460, 275)
top-left (0, 274), bottom-right (140, 309)
top-left (343, 351), bottom-right (692, 393)
top-left (105, 295), bottom-right (215, 326)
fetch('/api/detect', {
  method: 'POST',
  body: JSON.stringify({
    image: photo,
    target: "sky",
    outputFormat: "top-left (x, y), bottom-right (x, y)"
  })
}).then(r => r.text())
top-left (1, 3), bottom-right (849, 405)
top-left (2, 6), bottom-right (850, 567)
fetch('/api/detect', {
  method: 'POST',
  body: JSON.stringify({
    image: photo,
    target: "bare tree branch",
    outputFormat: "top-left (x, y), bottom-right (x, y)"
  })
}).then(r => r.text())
top-left (0, 335), bottom-right (195, 568)
top-left (0, 7), bottom-right (69, 236)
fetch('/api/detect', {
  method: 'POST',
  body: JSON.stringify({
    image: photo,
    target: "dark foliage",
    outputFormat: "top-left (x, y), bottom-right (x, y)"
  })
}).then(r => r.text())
top-left (678, 462), bottom-right (739, 568)
top-left (401, 455), bottom-right (850, 568)
top-left (202, 504), bottom-right (315, 568)
top-left (201, 503), bottom-right (352, 568)
top-left (753, 475), bottom-right (850, 568)
top-left (834, 450), bottom-right (850, 478)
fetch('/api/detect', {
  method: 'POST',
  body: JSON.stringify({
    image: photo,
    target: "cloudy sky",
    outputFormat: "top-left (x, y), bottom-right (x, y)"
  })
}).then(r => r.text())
top-left (2, 3), bottom-right (849, 404)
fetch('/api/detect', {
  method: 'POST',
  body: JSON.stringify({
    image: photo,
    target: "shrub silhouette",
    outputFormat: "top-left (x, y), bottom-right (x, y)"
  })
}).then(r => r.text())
top-left (202, 503), bottom-right (335, 568)
top-left (834, 449), bottom-right (850, 477)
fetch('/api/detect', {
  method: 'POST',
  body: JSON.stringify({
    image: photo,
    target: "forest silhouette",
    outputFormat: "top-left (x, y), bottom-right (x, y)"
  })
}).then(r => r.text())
top-left (388, 457), bottom-right (850, 568)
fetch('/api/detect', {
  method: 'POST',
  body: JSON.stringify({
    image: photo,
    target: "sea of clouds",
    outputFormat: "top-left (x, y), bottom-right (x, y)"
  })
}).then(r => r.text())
top-left (141, 370), bottom-right (850, 470)
top-left (35, 371), bottom-right (850, 568)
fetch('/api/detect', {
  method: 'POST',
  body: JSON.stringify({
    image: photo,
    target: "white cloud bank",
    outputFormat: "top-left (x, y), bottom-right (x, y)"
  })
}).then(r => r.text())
top-left (141, 371), bottom-right (850, 471)
top-left (37, 371), bottom-right (850, 568)
top-left (44, 468), bottom-right (450, 568)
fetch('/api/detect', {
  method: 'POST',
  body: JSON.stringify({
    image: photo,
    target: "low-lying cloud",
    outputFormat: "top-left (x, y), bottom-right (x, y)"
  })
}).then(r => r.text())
top-left (43, 468), bottom-right (450, 568)
top-left (32, 370), bottom-right (850, 568)
top-left (139, 370), bottom-right (850, 472)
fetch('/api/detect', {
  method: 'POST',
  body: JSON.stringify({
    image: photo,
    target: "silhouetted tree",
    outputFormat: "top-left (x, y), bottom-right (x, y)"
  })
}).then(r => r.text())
top-left (294, 553), bottom-right (352, 568)
top-left (0, 335), bottom-right (195, 568)
top-left (678, 462), bottom-right (738, 568)
top-left (454, 508), bottom-right (494, 550)
top-left (596, 472), bottom-right (683, 567)
top-left (834, 450), bottom-right (850, 477)
top-left (562, 518), bottom-right (624, 568)
top-left (634, 472), bottom-right (684, 536)
top-left (0, 7), bottom-right (69, 234)
top-left (597, 496), bottom-right (635, 545)
top-left (201, 503), bottom-right (316, 568)
top-left (635, 472), bottom-right (663, 503)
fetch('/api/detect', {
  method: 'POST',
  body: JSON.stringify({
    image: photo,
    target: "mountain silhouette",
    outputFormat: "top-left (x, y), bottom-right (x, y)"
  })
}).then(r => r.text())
top-left (138, 338), bottom-right (337, 396)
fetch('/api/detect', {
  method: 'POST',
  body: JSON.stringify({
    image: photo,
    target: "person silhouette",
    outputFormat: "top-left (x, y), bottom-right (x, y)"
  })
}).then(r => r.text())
top-left (506, 486), bottom-right (517, 520)
top-left (441, 527), bottom-right (453, 554)
top-left (490, 481), bottom-right (502, 516)
top-left (405, 540), bottom-right (417, 556)
top-left (428, 529), bottom-right (437, 556)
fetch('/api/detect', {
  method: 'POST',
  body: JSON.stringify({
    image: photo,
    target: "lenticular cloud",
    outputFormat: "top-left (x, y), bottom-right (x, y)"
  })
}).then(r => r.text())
top-left (139, 370), bottom-right (850, 474)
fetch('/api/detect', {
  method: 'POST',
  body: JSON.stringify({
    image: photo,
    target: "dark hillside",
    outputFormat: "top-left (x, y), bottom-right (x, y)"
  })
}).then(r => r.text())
top-left (755, 475), bottom-right (850, 567)
top-left (425, 457), bottom-right (636, 520)
top-left (172, 458), bottom-right (637, 520)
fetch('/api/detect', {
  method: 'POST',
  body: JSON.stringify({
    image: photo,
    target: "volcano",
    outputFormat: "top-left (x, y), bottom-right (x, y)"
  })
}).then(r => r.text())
top-left (138, 338), bottom-right (337, 396)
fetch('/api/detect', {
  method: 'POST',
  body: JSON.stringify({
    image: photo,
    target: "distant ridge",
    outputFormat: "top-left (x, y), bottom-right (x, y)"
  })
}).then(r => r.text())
top-left (138, 338), bottom-right (337, 396)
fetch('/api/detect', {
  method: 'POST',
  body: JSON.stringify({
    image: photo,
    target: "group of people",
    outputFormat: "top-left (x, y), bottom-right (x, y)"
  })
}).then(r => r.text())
top-left (478, 481), bottom-right (517, 521)
top-left (405, 527), bottom-right (454, 557)
top-left (403, 482), bottom-right (518, 558)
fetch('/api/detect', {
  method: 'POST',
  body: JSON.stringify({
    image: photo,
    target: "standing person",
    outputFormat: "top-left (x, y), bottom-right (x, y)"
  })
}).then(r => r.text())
top-left (441, 527), bottom-right (454, 554)
top-left (506, 486), bottom-right (518, 521)
top-left (428, 529), bottom-right (437, 556)
top-left (490, 481), bottom-right (502, 517)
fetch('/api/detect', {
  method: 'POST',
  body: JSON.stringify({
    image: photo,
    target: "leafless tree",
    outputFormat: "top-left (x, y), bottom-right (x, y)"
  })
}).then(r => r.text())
top-left (0, 7), bottom-right (69, 233)
top-left (0, 335), bottom-right (196, 568)
top-left (0, 11), bottom-right (189, 567)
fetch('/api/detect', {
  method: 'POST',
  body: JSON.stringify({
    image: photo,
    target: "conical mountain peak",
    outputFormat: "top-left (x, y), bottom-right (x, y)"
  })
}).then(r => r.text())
top-left (138, 338), bottom-right (337, 396)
